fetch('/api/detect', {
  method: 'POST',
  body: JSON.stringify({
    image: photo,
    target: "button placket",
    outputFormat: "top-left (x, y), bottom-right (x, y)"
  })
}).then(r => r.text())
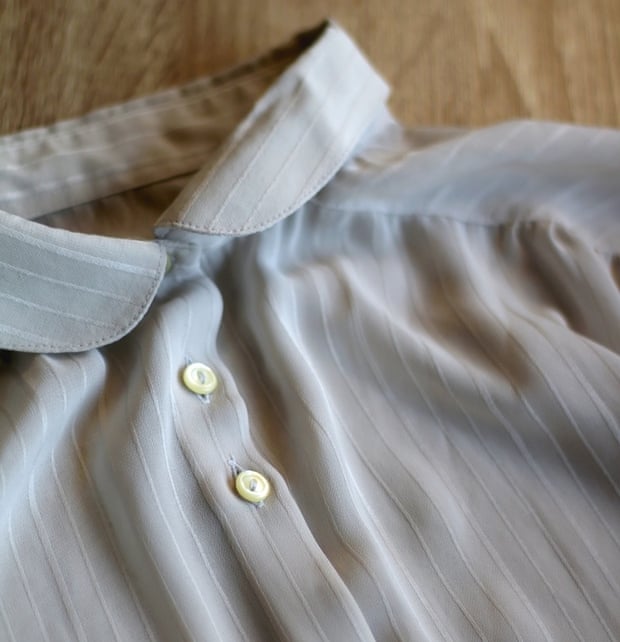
top-left (182, 360), bottom-right (272, 506)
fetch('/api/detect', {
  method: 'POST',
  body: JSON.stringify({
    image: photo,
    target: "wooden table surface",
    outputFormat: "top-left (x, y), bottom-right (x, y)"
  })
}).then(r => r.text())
top-left (1, 0), bottom-right (619, 136)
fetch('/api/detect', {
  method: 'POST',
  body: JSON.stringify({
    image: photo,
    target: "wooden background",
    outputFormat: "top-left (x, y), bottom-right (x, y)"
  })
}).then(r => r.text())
top-left (1, 0), bottom-right (619, 136)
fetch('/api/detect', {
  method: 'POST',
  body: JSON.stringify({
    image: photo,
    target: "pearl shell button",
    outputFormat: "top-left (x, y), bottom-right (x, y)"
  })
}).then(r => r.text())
top-left (235, 470), bottom-right (271, 504)
top-left (182, 363), bottom-right (218, 395)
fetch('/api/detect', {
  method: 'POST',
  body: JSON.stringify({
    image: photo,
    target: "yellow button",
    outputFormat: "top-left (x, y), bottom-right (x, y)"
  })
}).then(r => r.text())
top-left (165, 253), bottom-right (173, 273)
top-left (182, 362), bottom-right (218, 395)
top-left (235, 470), bottom-right (271, 504)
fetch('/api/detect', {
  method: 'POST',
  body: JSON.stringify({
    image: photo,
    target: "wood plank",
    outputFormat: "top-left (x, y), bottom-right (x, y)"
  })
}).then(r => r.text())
top-left (1, 0), bottom-right (619, 135)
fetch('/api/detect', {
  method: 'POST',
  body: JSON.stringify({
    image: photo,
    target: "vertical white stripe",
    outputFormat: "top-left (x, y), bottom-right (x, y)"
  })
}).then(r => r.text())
top-left (224, 314), bottom-right (409, 641)
top-left (306, 264), bottom-right (508, 642)
top-left (421, 221), bottom-right (619, 640)
top-left (106, 349), bottom-right (222, 642)
top-left (261, 271), bottom-right (454, 642)
top-left (8, 512), bottom-right (52, 642)
top-left (68, 355), bottom-right (157, 642)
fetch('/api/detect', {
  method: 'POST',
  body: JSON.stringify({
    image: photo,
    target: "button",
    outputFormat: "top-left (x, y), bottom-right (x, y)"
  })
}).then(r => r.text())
top-left (182, 362), bottom-right (218, 395)
top-left (165, 253), bottom-right (173, 273)
top-left (235, 470), bottom-right (271, 504)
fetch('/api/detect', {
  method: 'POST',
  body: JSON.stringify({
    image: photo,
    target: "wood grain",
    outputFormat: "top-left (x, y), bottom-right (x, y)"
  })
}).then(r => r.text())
top-left (1, 0), bottom-right (619, 136)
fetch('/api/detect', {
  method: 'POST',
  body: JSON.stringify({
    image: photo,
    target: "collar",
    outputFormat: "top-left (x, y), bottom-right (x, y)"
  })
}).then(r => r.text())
top-left (0, 20), bottom-right (389, 353)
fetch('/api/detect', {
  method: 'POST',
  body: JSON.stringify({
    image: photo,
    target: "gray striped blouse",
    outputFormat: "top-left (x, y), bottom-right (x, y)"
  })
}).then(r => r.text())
top-left (1, 19), bottom-right (619, 642)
